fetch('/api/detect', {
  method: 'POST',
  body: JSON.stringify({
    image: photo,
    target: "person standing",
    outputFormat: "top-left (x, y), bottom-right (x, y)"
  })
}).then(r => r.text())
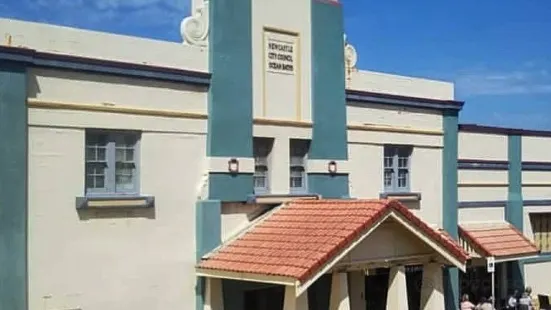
top-left (508, 290), bottom-right (519, 310)
top-left (518, 292), bottom-right (532, 310)
top-left (461, 294), bottom-right (476, 310)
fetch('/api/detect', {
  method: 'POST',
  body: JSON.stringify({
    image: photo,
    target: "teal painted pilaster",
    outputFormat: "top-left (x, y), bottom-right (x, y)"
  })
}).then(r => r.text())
top-left (207, 0), bottom-right (253, 201)
top-left (0, 61), bottom-right (28, 310)
top-left (309, 0), bottom-right (349, 198)
top-left (442, 110), bottom-right (459, 310)
top-left (195, 200), bottom-right (222, 310)
top-left (507, 135), bottom-right (524, 290)
top-left (208, 173), bottom-right (254, 202)
top-left (307, 174), bottom-right (349, 199)
top-left (507, 135), bottom-right (523, 229)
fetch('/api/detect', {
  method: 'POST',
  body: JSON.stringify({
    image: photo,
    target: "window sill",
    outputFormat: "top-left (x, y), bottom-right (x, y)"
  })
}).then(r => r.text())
top-left (379, 192), bottom-right (422, 202)
top-left (247, 193), bottom-right (321, 204)
top-left (76, 195), bottom-right (155, 209)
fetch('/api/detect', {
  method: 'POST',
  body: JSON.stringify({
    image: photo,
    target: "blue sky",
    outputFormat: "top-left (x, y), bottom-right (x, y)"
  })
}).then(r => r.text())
top-left (1, 0), bottom-right (551, 130)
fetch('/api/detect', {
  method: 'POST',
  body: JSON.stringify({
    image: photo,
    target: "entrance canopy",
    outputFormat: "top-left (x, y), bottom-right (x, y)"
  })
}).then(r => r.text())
top-left (196, 199), bottom-right (469, 295)
top-left (459, 222), bottom-right (540, 263)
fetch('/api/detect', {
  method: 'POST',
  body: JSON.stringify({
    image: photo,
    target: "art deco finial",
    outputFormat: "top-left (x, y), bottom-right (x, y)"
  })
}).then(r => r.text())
top-left (180, 0), bottom-right (209, 47)
top-left (344, 34), bottom-right (358, 69)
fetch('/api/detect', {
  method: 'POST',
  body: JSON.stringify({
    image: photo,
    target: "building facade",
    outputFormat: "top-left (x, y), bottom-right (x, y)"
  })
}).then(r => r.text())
top-left (0, 1), bottom-right (550, 310)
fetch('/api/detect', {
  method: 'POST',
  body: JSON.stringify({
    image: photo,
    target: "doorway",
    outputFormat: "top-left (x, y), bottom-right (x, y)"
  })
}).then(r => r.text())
top-left (244, 285), bottom-right (284, 310)
top-left (364, 266), bottom-right (423, 310)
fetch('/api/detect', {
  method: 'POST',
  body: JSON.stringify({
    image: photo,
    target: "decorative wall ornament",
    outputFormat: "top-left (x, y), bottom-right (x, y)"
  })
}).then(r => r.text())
top-left (344, 34), bottom-right (358, 82)
top-left (180, 0), bottom-right (209, 47)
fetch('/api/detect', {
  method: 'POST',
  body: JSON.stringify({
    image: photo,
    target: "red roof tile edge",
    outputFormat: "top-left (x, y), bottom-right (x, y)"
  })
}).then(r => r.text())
top-left (198, 199), bottom-right (469, 284)
top-left (458, 223), bottom-right (540, 258)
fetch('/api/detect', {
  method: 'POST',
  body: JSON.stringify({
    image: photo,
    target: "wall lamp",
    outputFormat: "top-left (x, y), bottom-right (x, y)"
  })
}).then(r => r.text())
top-left (228, 158), bottom-right (239, 174)
top-left (328, 161), bottom-right (337, 175)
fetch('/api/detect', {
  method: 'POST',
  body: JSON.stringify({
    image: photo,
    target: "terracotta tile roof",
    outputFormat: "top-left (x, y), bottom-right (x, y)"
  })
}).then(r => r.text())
top-left (459, 222), bottom-right (540, 258)
top-left (197, 199), bottom-right (468, 284)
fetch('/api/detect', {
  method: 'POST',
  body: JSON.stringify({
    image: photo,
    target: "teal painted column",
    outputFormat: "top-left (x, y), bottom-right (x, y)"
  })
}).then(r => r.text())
top-left (0, 61), bottom-right (28, 310)
top-left (442, 110), bottom-right (459, 310)
top-left (207, 0), bottom-right (253, 201)
top-left (309, 0), bottom-right (349, 198)
top-left (195, 200), bottom-right (222, 310)
top-left (507, 135), bottom-right (523, 229)
top-left (507, 135), bottom-right (525, 290)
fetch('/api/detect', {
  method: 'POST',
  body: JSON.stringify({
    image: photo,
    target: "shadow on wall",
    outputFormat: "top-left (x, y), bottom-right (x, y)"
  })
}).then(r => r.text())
top-left (402, 200), bottom-right (421, 210)
top-left (77, 207), bottom-right (156, 220)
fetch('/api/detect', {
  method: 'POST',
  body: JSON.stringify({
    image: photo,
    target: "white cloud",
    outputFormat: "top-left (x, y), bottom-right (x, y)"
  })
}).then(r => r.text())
top-left (455, 65), bottom-right (551, 96)
top-left (21, 0), bottom-right (191, 35)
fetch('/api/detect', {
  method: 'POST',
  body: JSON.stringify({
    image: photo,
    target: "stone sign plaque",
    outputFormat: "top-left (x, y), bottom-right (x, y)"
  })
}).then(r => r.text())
top-left (265, 38), bottom-right (296, 75)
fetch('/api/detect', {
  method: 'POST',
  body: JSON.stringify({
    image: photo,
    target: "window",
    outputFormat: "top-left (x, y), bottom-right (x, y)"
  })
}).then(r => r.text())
top-left (530, 213), bottom-right (551, 253)
top-left (85, 131), bottom-right (140, 196)
top-left (383, 145), bottom-right (412, 192)
top-left (290, 139), bottom-right (309, 193)
top-left (253, 138), bottom-right (273, 194)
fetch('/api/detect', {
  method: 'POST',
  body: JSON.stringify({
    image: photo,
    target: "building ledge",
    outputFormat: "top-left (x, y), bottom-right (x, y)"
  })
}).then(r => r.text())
top-left (523, 252), bottom-right (551, 264)
top-left (76, 195), bottom-right (155, 209)
top-left (247, 194), bottom-right (321, 205)
top-left (379, 192), bottom-right (422, 202)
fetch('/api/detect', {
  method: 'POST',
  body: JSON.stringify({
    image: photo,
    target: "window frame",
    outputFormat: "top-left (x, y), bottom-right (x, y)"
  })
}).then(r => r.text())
top-left (289, 139), bottom-right (309, 194)
top-left (383, 145), bottom-right (412, 193)
top-left (85, 130), bottom-right (141, 197)
top-left (253, 138), bottom-right (272, 195)
top-left (530, 212), bottom-right (551, 254)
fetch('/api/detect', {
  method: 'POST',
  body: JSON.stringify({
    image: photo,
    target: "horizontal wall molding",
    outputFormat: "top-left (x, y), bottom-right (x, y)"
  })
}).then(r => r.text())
top-left (458, 183), bottom-right (508, 187)
top-left (28, 99), bottom-right (209, 120)
top-left (346, 89), bottom-right (464, 111)
top-left (29, 99), bottom-right (443, 136)
top-left (458, 160), bottom-right (551, 171)
top-left (522, 161), bottom-right (551, 171)
top-left (523, 253), bottom-right (551, 264)
top-left (522, 183), bottom-right (551, 187)
top-left (0, 45), bottom-right (210, 85)
top-left (459, 124), bottom-right (551, 137)
top-left (347, 123), bottom-right (442, 136)
top-left (458, 159), bottom-right (509, 170)
top-left (459, 199), bottom-right (551, 208)
top-left (458, 201), bottom-right (507, 208)
top-left (524, 200), bottom-right (551, 207)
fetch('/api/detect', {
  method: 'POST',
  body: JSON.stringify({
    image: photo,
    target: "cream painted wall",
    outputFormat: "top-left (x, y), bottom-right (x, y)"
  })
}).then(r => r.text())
top-left (28, 68), bottom-right (208, 114)
top-left (523, 187), bottom-right (551, 200)
top-left (458, 207), bottom-right (505, 223)
top-left (409, 147), bottom-right (443, 226)
top-left (522, 136), bottom-right (551, 162)
top-left (458, 132), bottom-right (508, 160)
top-left (251, 0), bottom-right (311, 121)
top-left (348, 143), bottom-right (443, 226)
top-left (347, 103), bottom-right (443, 129)
top-left (220, 203), bottom-right (270, 242)
top-left (523, 170), bottom-right (551, 199)
top-left (348, 130), bottom-right (443, 148)
top-left (458, 170), bottom-right (508, 185)
top-left (347, 70), bottom-right (455, 100)
top-left (523, 171), bottom-right (551, 184)
top-left (524, 261), bottom-right (551, 296)
top-left (348, 143), bottom-right (382, 199)
top-left (339, 221), bottom-right (433, 265)
top-left (28, 126), bottom-right (206, 310)
top-left (458, 187), bottom-right (508, 202)
top-left (0, 18), bottom-right (207, 71)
